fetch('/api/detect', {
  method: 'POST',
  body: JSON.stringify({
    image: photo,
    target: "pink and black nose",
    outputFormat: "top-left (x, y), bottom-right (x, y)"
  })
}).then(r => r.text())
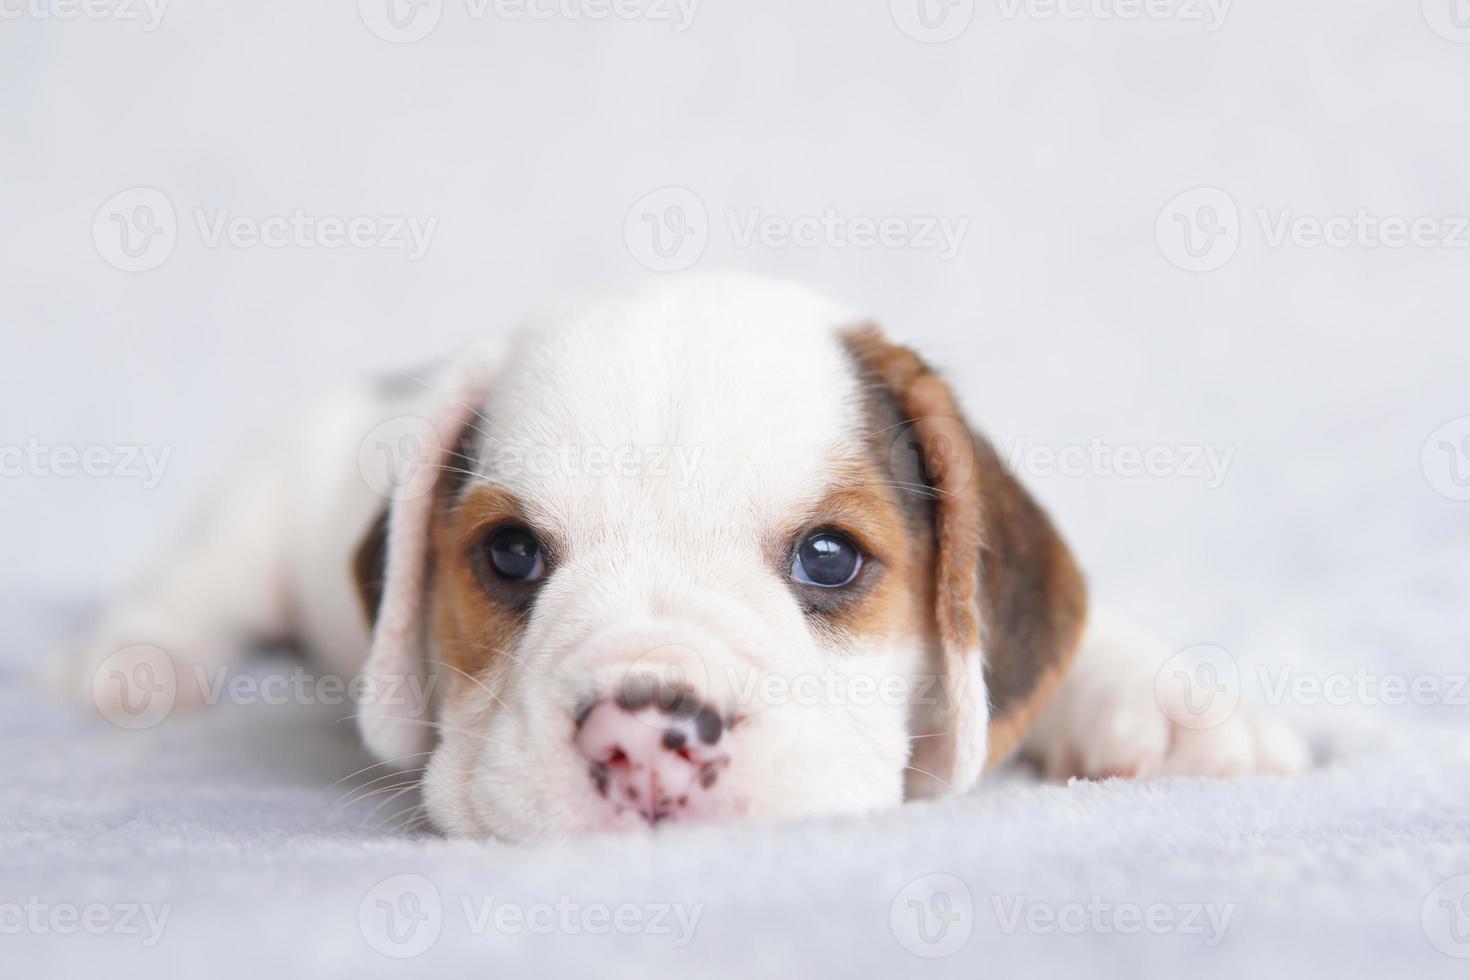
top-left (574, 676), bottom-right (731, 826)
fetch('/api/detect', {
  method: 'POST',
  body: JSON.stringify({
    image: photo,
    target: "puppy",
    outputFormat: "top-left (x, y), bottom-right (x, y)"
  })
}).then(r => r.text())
top-left (56, 275), bottom-right (1308, 842)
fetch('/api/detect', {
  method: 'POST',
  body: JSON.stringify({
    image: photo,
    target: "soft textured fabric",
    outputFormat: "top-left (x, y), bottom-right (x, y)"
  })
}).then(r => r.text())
top-left (5, 596), bottom-right (1468, 978)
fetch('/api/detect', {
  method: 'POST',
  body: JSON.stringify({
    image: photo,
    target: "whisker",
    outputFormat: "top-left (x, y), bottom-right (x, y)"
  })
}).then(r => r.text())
top-left (364, 782), bottom-right (423, 827)
top-left (319, 752), bottom-right (434, 798)
top-left (430, 658), bottom-right (511, 711)
top-left (332, 768), bottom-right (429, 811)
top-left (376, 801), bottom-right (434, 836)
top-left (336, 712), bottom-right (498, 747)
top-left (903, 764), bottom-right (954, 790)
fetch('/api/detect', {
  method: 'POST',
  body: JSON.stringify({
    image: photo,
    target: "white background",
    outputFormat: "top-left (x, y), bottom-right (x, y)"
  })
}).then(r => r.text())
top-left (2, 2), bottom-right (1468, 683)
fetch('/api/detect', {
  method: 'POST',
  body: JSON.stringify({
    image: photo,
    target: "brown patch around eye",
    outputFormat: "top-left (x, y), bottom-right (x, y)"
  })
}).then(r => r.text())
top-left (787, 471), bottom-right (934, 648)
top-left (430, 484), bottom-right (540, 678)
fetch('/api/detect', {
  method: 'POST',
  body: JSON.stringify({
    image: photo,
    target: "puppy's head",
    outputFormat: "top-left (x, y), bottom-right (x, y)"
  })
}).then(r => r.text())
top-left (352, 277), bottom-right (1086, 842)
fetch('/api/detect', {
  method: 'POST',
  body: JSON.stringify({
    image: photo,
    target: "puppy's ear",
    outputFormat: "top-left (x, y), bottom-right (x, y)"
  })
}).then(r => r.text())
top-left (350, 346), bottom-right (501, 766)
top-left (844, 325), bottom-right (1087, 796)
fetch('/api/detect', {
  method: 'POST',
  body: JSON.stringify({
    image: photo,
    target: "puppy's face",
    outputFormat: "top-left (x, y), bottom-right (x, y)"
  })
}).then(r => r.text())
top-left (354, 279), bottom-right (1085, 843)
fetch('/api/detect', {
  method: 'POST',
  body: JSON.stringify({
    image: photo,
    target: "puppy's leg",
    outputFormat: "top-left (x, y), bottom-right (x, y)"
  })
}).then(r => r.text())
top-left (1019, 610), bottom-right (1311, 779)
top-left (43, 440), bottom-right (298, 715)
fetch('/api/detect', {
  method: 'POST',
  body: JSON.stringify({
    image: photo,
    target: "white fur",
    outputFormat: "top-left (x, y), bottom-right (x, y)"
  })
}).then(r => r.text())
top-left (1022, 611), bottom-right (1311, 779)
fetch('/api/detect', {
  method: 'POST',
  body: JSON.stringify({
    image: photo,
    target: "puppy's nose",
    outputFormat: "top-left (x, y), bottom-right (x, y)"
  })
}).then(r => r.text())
top-left (573, 677), bottom-right (730, 826)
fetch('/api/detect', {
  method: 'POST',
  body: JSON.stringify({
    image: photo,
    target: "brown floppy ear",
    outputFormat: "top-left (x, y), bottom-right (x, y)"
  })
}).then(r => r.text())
top-left (844, 325), bottom-right (1088, 796)
top-left (352, 507), bottom-right (391, 628)
top-left (348, 344), bottom-right (503, 766)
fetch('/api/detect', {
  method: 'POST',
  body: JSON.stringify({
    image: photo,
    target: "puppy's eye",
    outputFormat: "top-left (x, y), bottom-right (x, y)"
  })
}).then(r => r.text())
top-left (484, 526), bottom-right (545, 582)
top-left (791, 531), bottom-right (863, 589)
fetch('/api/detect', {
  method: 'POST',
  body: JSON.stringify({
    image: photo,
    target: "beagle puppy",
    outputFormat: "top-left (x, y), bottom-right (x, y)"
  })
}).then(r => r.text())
top-left (59, 275), bottom-right (1308, 842)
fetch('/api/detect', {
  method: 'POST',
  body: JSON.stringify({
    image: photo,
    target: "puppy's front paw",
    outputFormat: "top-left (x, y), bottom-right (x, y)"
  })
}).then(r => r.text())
top-left (1026, 640), bottom-right (1311, 781)
top-left (39, 602), bottom-right (223, 726)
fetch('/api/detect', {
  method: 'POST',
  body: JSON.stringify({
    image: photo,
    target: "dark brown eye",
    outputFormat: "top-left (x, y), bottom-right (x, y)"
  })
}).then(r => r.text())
top-left (792, 531), bottom-right (862, 588)
top-left (484, 526), bottom-right (545, 582)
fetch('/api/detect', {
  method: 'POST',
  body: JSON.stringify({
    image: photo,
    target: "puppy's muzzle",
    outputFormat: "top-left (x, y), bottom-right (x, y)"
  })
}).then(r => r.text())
top-left (574, 676), bottom-right (731, 826)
